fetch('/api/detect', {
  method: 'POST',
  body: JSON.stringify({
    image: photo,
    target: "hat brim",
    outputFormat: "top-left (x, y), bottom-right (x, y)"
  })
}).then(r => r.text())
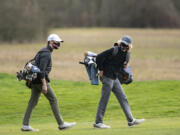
top-left (118, 40), bottom-right (133, 48)
top-left (120, 40), bottom-right (130, 45)
top-left (50, 39), bottom-right (64, 43)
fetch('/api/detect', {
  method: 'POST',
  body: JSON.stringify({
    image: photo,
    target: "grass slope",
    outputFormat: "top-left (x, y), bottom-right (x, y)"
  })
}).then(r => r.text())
top-left (0, 73), bottom-right (180, 135)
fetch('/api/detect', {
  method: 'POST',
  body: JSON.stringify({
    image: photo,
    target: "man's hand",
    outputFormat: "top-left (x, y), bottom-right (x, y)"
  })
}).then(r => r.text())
top-left (41, 78), bottom-right (48, 94)
top-left (42, 84), bottom-right (47, 94)
top-left (124, 61), bottom-right (129, 68)
top-left (84, 51), bottom-right (88, 57)
top-left (99, 70), bottom-right (104, 77)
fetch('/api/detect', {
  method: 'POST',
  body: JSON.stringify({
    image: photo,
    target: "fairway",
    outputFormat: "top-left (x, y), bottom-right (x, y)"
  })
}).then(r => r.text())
top-left (0, 74), bottom-right (180, 135)
top-left (1, 117), bottom-right (180, 135)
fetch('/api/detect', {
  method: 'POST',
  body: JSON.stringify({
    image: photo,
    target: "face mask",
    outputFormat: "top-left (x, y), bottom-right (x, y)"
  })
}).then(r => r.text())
top-left (52, 42), bottom-right (60, 49)
top-left (121, 43), bottom-right (129, 52)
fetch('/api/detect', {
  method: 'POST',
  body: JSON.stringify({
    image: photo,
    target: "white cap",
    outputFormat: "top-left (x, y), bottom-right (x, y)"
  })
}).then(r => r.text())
top-left (47, 34), bottom-right (64, 42)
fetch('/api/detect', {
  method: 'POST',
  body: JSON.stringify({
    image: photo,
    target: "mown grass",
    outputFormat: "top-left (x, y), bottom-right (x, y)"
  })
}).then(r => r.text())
top-left (1, 118), bottom-right (180, 135)
top-left (0, 73), bottom-right (180, 135)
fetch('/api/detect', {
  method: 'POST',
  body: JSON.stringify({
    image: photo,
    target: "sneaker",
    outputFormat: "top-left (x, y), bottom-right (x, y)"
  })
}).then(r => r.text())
top-left (128, 118), bottom-right (145, 127)
top-left (94, 123), bottom-right (111, 129)
top-left (21, 125), bottom-right (39, 132)
top-left (58, 122), bottom-right (76, 130)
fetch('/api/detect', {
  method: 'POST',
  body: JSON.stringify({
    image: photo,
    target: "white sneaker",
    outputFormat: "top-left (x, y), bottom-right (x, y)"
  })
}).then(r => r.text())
top-left (94, 123), bottom-right (111, 129)
top-left (59, 122), bottom-right (76, 130)
top-left (21, 125), bottom-right (39, 132)
top-left (128, 118), bottom-right (145, 127)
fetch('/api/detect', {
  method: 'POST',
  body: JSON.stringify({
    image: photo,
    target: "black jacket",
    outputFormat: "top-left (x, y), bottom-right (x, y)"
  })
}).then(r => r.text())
top-left (96, 47), bottom-right (130, 79)
top-left (32, 45), bottom-right (53, 84)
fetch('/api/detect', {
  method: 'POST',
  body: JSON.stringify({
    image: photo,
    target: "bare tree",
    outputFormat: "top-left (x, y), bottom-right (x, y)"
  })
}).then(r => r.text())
top-left (0, 0), bottom-right (47, 42)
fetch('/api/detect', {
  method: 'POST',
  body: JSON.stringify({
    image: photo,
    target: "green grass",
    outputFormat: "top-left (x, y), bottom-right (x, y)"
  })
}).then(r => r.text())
top-left (0, 73), bottom-right (180, 135)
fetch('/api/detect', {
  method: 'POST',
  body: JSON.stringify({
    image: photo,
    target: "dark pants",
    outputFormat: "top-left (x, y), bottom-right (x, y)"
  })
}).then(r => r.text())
top-left (23, 83), bottom-right (64, 125)
top-left (95, 75), bottom-right (134, 124)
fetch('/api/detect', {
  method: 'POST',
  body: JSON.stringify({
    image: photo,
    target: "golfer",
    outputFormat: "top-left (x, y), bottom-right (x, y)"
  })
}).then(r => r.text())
top-left (21, 34), bottom-right (76, 131)
top-left (94, 36), bottom-right (145, 128)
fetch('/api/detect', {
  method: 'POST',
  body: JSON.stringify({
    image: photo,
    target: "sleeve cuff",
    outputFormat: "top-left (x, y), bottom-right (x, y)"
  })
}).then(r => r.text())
top-left (39, 72), bottom-right (45, 79)
top-left (98, 67), bottom-right (103, 70)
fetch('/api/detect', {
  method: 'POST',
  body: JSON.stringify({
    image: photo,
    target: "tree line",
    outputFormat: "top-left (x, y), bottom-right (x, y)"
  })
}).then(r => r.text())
top-left (0, 0), bottom-right (180, 42)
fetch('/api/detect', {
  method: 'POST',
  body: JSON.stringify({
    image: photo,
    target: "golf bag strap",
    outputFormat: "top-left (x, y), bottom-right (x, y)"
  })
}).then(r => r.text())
top-left (112, 46), bottom-right (130, 63)
top-left (112, 46), bottom-right (119, 56)
top-left (24, 58), bottom-right (35, 69)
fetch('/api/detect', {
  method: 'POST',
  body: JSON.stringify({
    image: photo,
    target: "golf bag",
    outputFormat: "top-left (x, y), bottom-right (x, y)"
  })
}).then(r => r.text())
top-left (80, 48), bottom-right (133, 85)
top-left (118, 66), bottom-right (133, 84)
top-left (79, 52), bottom-right (99, 85)
top-left (17, 59), bottom-right (40, 88)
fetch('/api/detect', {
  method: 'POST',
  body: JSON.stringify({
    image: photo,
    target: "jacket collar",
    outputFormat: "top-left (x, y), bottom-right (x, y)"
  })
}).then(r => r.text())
top-left (47, 44), bottom-right (53, 52)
